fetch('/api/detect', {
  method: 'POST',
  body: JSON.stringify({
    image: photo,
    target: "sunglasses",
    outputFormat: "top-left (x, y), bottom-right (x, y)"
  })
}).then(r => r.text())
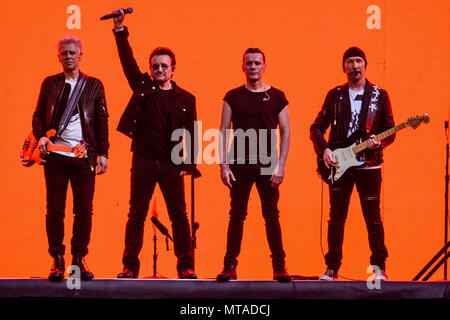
top-left (151, 63), bottom-right (170, 71)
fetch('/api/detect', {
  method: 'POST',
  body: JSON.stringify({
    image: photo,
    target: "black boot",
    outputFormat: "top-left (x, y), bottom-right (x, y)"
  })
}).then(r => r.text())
top-left (178, 268), bottom-right (198, 279)
top-left (48, 254), bottom-right (65, 282)
top-left (216, 263), bottom-right (237, 282)
top-left (117, 268), bottom-right (139, 279)
top-left (71, 255), bottom-right (94, 280)
top-left (273, 264), bottom-right (291, 282)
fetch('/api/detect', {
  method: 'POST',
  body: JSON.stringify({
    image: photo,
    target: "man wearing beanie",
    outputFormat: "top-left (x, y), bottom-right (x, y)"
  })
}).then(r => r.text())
top-left (310, 46), bottom-right (395, 281)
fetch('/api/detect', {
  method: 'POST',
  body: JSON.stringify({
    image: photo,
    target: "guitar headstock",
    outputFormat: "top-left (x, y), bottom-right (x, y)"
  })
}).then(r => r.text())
top-left (407, 114), bottom-right (430, 129)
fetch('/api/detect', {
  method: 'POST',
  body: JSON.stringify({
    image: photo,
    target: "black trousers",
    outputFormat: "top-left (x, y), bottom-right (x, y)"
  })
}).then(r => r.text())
top-left (44, 153), bottom-right (95, 258)
top-left (325, 168), bottom-right (388, 272)
top-left (122, 153), bottom-right (193, 273)
top-left (223, 165), bottom-right (286, 269)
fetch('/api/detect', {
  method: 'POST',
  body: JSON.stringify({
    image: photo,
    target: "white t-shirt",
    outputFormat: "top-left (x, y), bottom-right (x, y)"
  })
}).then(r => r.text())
top-left (53, 79), bottom-right (85, 157)
top-left (347, 88), bottom-right (364, 137)
top-left (348, 88), bottom-right (381, 169)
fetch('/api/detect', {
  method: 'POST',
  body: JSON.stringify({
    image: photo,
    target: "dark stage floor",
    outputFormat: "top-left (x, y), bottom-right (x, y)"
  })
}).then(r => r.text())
top-left (0, 278), bottom-right (448, 317)
top-left (0, 278), bottom-right (449, 300)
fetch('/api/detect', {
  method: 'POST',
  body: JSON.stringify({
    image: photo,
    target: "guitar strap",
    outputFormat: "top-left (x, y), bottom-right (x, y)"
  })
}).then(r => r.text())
top-left (365, 85), bottom-right (380, 133)
top-left (56, 73), bottom-right (87, 138)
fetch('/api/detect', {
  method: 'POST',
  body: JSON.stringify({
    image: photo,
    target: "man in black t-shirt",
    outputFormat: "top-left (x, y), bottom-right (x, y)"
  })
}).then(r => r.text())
top-left (112, 9), bottom-right (199, 279)
top-left (217, 48), bottom-right (291, 282)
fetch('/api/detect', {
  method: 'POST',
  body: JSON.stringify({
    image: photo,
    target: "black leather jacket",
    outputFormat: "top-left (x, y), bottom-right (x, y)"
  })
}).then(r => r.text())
top-left (32, 72), bottom-right (109, 167)
top-left (114, 27), bottom-right (200, 177)
top-left (310, 80), bottom-right (395, 166)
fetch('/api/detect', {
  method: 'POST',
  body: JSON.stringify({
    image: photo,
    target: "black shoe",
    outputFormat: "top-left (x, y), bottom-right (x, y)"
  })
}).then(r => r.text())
top-left (273, 265), bottom-right (291, 282)
top-left (216, 264), bottom-right (237, 282)
top-left (48, 255), bottom-right (65, 282)
top-left (71, 255), bottom-right (94, 280)
top-left (178, 269), bottom-right (197, 279)
top-left (117, 268), bottom-right (139, 279)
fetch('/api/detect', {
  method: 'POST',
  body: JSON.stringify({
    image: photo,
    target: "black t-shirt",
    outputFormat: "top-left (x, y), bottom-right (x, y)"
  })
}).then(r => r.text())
top-left (224, 85), bottom-right (288, 164)
top-left (134, 88), bottom-right (173, 162)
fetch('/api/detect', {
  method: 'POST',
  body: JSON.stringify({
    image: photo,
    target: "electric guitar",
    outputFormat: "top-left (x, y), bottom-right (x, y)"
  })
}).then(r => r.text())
top-left (20, 129), bottom-right (87, 167)
top-left (317, 114), bottom-right (430, 184)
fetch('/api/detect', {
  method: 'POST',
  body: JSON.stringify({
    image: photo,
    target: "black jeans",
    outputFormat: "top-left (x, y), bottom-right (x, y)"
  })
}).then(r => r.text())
top-left (44, 153), bottom-right (95, 258)
top-left (325, 168), bottom-right (388, 272)
top-left (223, 165), bottom-right (286, 269)
top-left (122, 153), bottom-right (193, 273)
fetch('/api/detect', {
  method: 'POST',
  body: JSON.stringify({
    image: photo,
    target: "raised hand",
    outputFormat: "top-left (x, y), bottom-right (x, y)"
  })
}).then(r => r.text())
top-left (113, 8), bottom-right (125, 30)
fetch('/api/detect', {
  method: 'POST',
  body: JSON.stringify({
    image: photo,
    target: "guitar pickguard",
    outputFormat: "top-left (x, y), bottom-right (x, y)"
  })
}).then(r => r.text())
top-left (332, 143), bottom-right (365, 181)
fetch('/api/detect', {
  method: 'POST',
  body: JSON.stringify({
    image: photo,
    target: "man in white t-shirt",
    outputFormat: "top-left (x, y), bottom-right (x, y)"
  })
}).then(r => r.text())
top-left (310, 47), bottom-right (396, 281)
top-left (32, 36), bottom-right (109, 282)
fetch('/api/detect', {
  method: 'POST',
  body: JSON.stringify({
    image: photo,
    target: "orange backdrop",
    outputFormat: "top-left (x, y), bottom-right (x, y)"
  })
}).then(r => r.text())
top-left (0, 0), bottom-right (449, 281)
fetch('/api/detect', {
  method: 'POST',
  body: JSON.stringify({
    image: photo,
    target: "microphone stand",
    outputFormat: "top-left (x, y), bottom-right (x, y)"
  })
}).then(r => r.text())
top-left (153, 234), bottom-right (157, 278)
top-left (445, 121), bottom-right (449, 280)
top-left (191, 175), bottom-right (198, 269)
top-left (148, 218), bottom-right (173, 279)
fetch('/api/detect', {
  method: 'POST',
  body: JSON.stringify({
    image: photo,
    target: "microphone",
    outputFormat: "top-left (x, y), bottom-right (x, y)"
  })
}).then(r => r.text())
top-left (100, 7), bottom-right (133, 20)
top-left (151, 216), bottom-right (173, 241)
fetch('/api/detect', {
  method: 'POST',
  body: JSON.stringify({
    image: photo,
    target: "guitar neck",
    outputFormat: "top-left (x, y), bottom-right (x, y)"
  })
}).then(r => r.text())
top-left (47, 144), bottom-right (75, 153)
top-left (353, 122), bottom-right (408, 154)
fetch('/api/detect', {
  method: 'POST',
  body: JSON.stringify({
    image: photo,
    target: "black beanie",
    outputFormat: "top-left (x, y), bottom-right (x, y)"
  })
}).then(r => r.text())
top-left (342, 46), bottom-right (367, 72)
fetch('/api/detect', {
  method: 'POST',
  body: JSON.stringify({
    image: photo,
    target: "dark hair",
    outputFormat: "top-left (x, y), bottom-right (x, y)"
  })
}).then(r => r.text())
top-left (149, 47), bottom-right (176, 68)
top-left (243, 48), bottom-right (265, 63)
